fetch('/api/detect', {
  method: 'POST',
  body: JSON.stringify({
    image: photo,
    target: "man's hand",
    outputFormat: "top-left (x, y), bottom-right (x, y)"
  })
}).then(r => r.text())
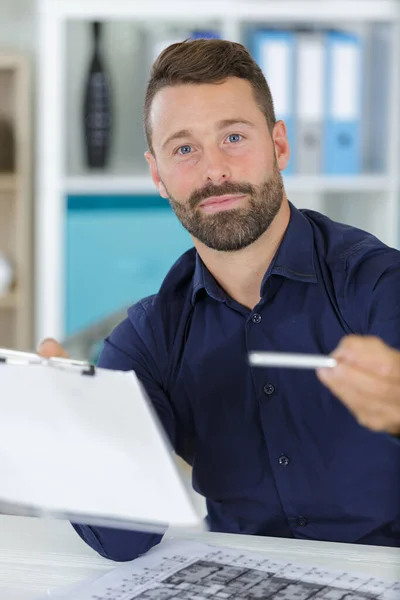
top-left (317, 335), bottom-right (400, 435)
top-left (37, 338), bottom-right (70, 359)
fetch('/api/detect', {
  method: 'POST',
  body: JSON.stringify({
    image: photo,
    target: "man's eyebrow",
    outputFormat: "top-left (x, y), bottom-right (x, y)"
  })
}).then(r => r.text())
top-left (162, 129), bottom-right (192, 150)
top-left (161, 120), bottom-right (255, 150)
top-left (217, 118), bottom-right (256, 129)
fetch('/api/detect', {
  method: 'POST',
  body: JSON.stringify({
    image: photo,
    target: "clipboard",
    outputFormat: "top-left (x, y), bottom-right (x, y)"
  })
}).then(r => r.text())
top-left (0, 348), bottom-right (204, 533)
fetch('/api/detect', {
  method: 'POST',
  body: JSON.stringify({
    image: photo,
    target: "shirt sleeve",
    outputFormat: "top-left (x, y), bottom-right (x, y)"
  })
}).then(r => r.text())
top-left (344, 246), bottom-right (400, 347)
top-left (72, 302), bottom-right (177, 561)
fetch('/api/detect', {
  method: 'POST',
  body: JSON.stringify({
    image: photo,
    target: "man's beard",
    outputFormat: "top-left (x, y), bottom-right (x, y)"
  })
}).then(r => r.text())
top-left (165, 162), bottom-right (284, 252)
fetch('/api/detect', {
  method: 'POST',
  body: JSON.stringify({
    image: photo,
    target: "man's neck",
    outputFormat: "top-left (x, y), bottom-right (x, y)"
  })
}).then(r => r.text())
top-left (195, 199), bottom-right (291, 311)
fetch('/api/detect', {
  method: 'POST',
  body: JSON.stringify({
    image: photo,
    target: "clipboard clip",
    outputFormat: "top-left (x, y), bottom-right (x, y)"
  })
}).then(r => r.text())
top-left (0, 348), bottom-right (96, 376)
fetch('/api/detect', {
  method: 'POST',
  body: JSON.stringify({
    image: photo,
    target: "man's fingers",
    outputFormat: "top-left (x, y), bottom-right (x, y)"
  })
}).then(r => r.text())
top-left (317, 361), bottom-right (376, 407)
top-left (332, 335), bottom-right (400, 380)
top-left (37, 338), bottom-right (70, 359)
top-left (317, 361), bottom-right (400, 432)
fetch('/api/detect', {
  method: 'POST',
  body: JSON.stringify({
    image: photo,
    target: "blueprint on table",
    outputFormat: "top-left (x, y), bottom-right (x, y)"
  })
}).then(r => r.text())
top-left (43, 538), bottom-right (400, 600)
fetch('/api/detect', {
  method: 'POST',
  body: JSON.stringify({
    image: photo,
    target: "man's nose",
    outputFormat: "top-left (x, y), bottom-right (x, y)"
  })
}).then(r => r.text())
top-left (203, 146), bottom-right (232, 185)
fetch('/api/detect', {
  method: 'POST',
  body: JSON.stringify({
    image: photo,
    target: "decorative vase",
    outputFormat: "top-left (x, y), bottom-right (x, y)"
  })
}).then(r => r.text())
top-left (83, 22), bottom-right (112, 169)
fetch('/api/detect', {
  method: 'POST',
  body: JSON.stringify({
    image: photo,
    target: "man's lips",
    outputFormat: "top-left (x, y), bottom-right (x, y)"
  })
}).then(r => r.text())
top-left (199, 194), bottom-right (247, 213)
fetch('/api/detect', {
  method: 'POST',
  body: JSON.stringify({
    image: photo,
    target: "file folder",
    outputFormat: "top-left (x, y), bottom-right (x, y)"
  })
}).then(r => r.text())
top-left (296, 31), bottom-right (325, 174)
top-left (323, 31), bottom-right (363, 175)
top-left (190, 30), bottom-right (220, 40)
top-left (251, 30), bottom-right (296, 174)
top-left (0, 348), bottom-right (203, 533)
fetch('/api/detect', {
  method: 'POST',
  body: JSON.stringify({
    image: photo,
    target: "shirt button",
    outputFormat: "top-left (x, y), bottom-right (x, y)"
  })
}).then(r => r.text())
top-left (297, 516), bottom-right (308, 527)
top-left (278, 455), bottom-right (290, 467)
top-left (251, 313), bottom-right (262, 324)
top-left (263, 383), bottom-right (275, 396)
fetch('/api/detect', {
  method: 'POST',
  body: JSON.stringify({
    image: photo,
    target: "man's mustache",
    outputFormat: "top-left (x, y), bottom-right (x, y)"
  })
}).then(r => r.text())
top-left (188, 182), bottom-right (255, 209)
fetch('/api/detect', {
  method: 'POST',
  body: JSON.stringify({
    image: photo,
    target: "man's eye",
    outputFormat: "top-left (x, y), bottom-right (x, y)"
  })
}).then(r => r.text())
top-left (177, 145), bottom-right (192, 155)
top-left (227, 134), bottom-right (242, 143)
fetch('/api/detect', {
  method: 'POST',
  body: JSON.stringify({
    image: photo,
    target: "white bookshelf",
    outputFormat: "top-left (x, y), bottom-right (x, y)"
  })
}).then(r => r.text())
top-left (64, 173), bottom-right (393, 196)
top-left (37, 0), bottom-right (400, 344)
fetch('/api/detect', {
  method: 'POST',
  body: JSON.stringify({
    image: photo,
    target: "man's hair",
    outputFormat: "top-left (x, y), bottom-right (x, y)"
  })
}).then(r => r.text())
top-left (143, 38), bottom-right (276, 154)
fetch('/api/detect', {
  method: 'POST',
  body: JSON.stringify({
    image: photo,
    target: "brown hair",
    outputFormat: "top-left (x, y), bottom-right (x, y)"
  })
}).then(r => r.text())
top-left (143, 38), bottom-right (276, 154)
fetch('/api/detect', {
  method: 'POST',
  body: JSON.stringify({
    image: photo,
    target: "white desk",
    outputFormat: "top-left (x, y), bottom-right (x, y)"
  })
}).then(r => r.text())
top-left (0, 515), bottom-right (399, 600)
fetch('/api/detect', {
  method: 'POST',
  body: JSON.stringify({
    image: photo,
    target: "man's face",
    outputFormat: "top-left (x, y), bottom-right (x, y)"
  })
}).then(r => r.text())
top-left (145, 77), bottom-right (288, 252)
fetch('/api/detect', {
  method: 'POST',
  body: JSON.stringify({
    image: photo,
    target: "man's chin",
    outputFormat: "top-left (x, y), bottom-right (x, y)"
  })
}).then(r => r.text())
top-left (194, 231), bottom-right (262, 253)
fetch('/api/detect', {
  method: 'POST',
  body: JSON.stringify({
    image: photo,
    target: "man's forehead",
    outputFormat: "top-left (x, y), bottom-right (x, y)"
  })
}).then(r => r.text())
top-left (149, 79), bottom-right (259, 135)
top-left (151, 78), bottom-right (255, 111)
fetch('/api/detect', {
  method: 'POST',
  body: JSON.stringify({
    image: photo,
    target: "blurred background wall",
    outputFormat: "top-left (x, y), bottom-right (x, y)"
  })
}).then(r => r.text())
top-left (0, 0), bottom-right (398, 360)
top-left (0, 0), bottom-right (36, 54)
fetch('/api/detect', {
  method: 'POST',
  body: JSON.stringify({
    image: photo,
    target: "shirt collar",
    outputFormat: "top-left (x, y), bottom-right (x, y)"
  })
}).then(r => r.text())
top-left (192, 253), bottom-right (227, 304)
top-left (191, 201), bottom-right (317, 305)
top-left (269, 201), bottom-right (317, 285)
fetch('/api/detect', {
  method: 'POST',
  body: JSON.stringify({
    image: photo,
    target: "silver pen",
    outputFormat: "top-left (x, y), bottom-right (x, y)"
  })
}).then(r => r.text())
top-left (249, 351), bottom-right (337, 370)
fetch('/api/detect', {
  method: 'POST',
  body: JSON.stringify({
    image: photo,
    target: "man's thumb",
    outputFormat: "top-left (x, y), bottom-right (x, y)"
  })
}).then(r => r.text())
top-left (37, 338), bottom-right (70, 359)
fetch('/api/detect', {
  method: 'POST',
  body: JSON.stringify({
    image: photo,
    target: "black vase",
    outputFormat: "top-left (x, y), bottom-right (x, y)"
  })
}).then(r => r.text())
top-left (83, 22), bottom-right (112, 169)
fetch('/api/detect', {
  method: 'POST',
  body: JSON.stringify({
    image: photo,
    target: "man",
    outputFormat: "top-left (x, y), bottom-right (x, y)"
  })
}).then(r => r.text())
top-left (40, 39), bottom-right (400, 560)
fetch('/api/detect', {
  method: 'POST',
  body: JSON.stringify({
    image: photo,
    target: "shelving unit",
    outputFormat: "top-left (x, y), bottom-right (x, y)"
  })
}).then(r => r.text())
top-left (64, 173), bottom-right (393, 196)
top-left (0, 290), bottom-right (18, 310)
top-left (37, 0), bottom-right (400, 344)
top-left (0, 173), bottom-right (19, 193)
top-left (0, 54), bottom-right (32, 350)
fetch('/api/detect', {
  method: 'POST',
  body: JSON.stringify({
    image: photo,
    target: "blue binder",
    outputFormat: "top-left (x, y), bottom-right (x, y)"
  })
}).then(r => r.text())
top-left (323, 31), bottom-right (363, 175)
top-left (191, 31), bottom-right (220, 40)
top-left (250, 30), bottom-right (296, 175)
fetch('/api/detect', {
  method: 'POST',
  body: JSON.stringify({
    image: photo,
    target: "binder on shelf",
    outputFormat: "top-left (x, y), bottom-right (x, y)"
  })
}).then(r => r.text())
top-left (251, 30), bottom-right (296, 175)
top-left (190, 30), bottom-right (220, 40)
top-left (296, 31), bottom-right (325, 174)
top-left (323, 31), bottom-right (363, 175)
top-left (0, 348), bottom-right (203, 533)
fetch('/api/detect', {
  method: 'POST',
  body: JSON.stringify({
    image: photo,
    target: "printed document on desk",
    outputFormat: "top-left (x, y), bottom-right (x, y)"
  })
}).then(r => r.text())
top-left (41, 538), bottom-right (400, 600)
top-left (0, 359), bottom-right (202, 532)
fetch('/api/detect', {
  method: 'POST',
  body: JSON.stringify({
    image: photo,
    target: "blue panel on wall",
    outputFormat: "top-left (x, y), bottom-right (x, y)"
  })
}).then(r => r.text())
top-left (66, 195), bottom-right (193, 336)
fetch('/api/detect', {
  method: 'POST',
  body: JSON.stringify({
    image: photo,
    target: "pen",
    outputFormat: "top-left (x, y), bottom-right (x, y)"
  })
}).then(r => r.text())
top-left (249, 351), bottom-right (337, 370)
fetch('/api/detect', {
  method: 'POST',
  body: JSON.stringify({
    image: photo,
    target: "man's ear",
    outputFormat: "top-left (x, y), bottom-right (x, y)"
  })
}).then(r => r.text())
top-left (144, 151), bottom-right (168, 198)
top-left (272, 121), bottom-right (290, 172)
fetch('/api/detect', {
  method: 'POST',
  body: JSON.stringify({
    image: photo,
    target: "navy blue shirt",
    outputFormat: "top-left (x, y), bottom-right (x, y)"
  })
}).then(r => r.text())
top-left (73, 203), bottom-right (400, 561)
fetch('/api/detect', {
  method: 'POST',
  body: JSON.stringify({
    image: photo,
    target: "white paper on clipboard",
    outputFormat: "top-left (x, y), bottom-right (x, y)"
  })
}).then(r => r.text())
top-left (0, 354), bottom-right (203, 533)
